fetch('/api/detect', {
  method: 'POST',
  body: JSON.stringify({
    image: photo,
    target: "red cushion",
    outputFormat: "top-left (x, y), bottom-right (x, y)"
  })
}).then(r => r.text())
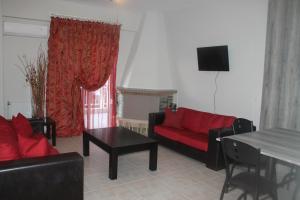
top-left (154, 125), bottom-right (181, 141)
top-left (155, 125), bottom-right (209, 152)
top-left (0, 116), bottom-right (20, 161)
top-left (33, 133), bottom-right (59, 155)
top-left (177, 131), bottom-right (209, 152)
top-left (162, 108), bottom-right (184, 129)
top-left (181, 108), bottom-right (213, 133)
top-left (209, 115), bottom-right (236, 129)
top-left (49, 146), bottom-right (59, 155)
top-left (18, 134), bottom-right (59, 158)
top-left (223, 116), bottom-right (236, 127)
top-left (181, 107), bottom-right (236, 135)
top-left (12, 113), bottom-right (33, 137)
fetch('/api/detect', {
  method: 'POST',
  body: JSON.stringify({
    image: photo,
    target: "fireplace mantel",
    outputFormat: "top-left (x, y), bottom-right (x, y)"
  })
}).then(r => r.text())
top-left (117, 87), bottom-right (177, 121)
top-left (117, 87), bottom-right (177, 96)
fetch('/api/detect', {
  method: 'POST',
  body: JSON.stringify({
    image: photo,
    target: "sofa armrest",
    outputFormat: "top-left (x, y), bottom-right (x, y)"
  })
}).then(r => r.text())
top-left (148, 112), bottom-right (165, 138)
top-left (0, 152), bottom-right (83, 200)
top-left (206, 127), bottom-right (234, 170)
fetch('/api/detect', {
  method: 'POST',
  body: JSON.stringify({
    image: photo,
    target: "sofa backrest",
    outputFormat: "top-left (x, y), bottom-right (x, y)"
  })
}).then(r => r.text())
top-left (180, 107), bottom-right (236, 135)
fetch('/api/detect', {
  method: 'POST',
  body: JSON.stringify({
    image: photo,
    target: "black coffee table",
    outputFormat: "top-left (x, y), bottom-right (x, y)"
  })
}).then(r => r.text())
top-left (83, 127), bottom-right (158, 180)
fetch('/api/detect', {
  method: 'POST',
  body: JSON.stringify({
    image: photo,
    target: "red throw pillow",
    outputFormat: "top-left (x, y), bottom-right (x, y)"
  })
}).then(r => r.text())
top-left (12, 113), bottom-right (33, 137)
top-left (18, 134), bottom-right (51, 158)
top-left (49, 146), bottom-right (59, 155)
top-left (162, 108), bottom-right (184, 129)
top-left (0, 116), bottom-right (20, 161)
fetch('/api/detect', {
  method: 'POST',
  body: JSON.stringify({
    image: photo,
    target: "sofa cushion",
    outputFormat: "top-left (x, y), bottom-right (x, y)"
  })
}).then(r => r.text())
top-left (177, 131), bottom-right (209, 152)
top-left (155, 125), bottom-right (209, 152)
top-left (181, 108), bottom-right (212, 134)
top-left (162, 108), bottom-right (184, 129)
top-left (209, 115), bottom-right (236, 130)
top-left (49, 146), bottom-right (59, 155)
top-left (0, 116), bottom-right (20, 161)
top-left (18, 134), bottom-right (59, 158)
top-left (154, 125), bottom-right (180, 141)
top-left (12, 113), bottom-right (33, 137)
top-left (181, 107), bottom-right (235, 135)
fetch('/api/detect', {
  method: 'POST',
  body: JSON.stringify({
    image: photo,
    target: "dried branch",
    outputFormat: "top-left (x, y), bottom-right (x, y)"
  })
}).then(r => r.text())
top-left (17, 47), bottom-right (48, 118)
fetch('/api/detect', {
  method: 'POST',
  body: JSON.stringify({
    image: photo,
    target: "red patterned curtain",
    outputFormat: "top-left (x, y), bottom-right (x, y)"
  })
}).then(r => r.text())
top-left (82, 61), bottom-right (117, 129)
top-left (47, 17), bottom-right (120, 137)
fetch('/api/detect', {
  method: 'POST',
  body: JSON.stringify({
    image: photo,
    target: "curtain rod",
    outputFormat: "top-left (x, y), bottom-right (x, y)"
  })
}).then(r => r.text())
top-left (3, 15), bottom-right (136, 33)
top-left (50, 13), bottom-right (120, 25)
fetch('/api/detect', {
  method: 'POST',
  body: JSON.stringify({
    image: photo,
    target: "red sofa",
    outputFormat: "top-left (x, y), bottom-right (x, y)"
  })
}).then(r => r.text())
top-left (148, 107), bottom-right (237, 170)
top-left (0, 114), bottom-right (83, 200)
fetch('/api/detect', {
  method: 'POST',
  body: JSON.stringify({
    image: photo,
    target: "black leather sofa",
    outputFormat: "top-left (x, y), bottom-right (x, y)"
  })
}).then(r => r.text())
top-left (148, 112), bottom-right (252, 171)
top-left (0, 119), bottom-right (84, 200)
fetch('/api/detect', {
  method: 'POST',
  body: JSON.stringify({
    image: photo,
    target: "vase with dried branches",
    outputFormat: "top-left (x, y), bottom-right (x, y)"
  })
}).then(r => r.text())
top-left (18, 49), bottom-right (48, 119)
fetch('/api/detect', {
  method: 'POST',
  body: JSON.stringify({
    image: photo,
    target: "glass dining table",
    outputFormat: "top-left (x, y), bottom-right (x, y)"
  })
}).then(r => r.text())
top-left (224, 128), bottom-right (300, 200)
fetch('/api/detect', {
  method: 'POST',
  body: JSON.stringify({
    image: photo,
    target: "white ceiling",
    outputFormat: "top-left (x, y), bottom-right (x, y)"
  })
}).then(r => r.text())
top-left (64, 0), bottom-right (200, 12)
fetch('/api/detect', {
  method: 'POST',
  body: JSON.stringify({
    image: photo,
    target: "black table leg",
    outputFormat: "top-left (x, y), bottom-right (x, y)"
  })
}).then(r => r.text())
top-left (83, 133), bottom-right (90, 156)
top-left (292, 167), bottom-right (300, 200)
top-left (52, 123), bottom-right (56, 146)
top-left (109, 150), bottom-right (118, 180)
top-left (46, 124), bottom-right (51, 139)
top-left (149, 143), bottom-right (158, 171)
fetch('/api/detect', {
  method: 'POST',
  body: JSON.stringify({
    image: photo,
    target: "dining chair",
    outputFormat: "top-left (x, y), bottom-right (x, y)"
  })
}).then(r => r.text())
top-left (220, 138), bottom-right (278, 200)
top-left (232, 118), bottom-right (273, 175)
top-left (232, 118), bottom-right (254, 134)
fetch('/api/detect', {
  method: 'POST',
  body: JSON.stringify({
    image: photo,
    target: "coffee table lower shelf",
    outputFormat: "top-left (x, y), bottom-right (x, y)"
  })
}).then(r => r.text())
top-left (83, 127), bottom-right (158, 180)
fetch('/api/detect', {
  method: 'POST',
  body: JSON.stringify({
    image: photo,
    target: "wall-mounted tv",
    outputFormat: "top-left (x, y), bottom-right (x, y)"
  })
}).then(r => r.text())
top-left (197, 45), bottom-right (229, 71)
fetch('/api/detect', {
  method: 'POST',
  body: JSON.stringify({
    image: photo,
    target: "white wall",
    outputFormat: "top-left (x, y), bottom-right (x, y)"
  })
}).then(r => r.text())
top-left (121, 11), bottom-right (174, 90)
top-left (1, 0), bottom-right (138, 117)
top-left (3, 36), bottom-right (47, 117)
top-left (165, 0), bottom-right (269, 127)
top-left (0, 1), bottom-right (3, 115)
top-left (1, 0), bottom-right (269, 123)
top-left (1, 0), bottom-right (174, 117)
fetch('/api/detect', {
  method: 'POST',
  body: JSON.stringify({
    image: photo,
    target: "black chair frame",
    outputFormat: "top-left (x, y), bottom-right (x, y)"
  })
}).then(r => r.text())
top-left (220, 138), bottom-right (277, 200)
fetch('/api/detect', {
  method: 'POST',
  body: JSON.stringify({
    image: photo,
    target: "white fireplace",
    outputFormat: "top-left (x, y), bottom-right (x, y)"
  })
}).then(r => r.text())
top-left (117, 87), bottom-right (177, 135)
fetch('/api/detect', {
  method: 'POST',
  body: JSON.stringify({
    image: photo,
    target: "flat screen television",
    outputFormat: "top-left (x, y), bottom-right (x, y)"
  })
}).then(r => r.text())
top-left (197, 45), bottom-right (229, 71)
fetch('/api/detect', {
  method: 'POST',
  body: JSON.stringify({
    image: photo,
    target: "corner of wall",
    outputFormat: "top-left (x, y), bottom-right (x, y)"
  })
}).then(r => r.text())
top-left (125, 11), bottom-right (175, 90)
top-left (0, 1), bottom-right (4, 116)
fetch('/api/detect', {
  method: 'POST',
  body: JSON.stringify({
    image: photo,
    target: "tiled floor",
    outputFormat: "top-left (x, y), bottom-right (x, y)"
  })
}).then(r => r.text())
top-left (55, 136), bottom-right (292, 200)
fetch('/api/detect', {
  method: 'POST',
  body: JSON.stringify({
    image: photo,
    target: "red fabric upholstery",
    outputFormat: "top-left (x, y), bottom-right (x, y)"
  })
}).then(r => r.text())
top-left (155, 125), bottom-right (209, 152)
top-left (209, 114), bottom-right (236, 130)
top-left (0, 114), bottom-right (59, 160)
top-left (181, 108), bottom-right (210, 133)
top-left (0, 116), bottom-right (20, 161)
top-left (177, 131), bottom-right (208, 152)
top-left (154, 126), bottom-right (180, 141)
top-left (18, 133), bottom-right (59, 158)
top-left (162, 108), bottom-right (184, 129)
top-left (154, 108), bottom-right (236, 153)
top-left (12, 113), bottom-right (33, 137)
top-left (181, 107), bottom-right (235, 135)
top-left (49, 146), bottom-right (59, 155)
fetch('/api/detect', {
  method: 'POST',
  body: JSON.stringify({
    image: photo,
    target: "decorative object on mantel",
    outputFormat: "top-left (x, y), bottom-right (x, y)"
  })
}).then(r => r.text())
top-left (17, 48), bottom-right (48, 119)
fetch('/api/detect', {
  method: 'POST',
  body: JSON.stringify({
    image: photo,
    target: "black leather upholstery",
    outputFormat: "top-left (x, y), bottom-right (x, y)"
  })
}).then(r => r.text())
top-left (232, 118), bottom-right (256, 134)
top-left (0, 152), bottom-right (84, 200)
top-left (148, 112), bottom-right (165, 138)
